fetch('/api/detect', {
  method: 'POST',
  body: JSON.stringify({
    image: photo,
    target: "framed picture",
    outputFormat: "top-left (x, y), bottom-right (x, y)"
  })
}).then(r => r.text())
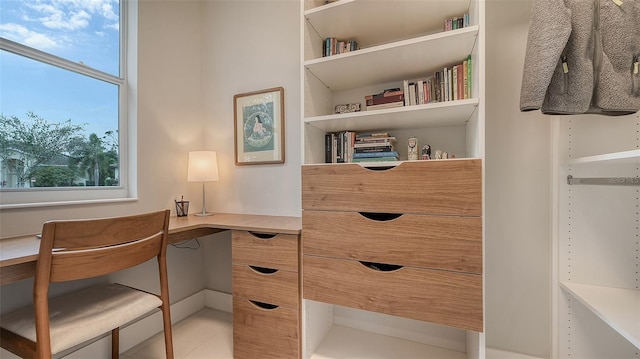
top-left (233, 87), bottom-right (285, 165)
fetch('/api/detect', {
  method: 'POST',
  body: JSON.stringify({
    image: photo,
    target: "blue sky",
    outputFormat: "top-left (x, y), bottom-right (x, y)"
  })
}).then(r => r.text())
top-left (0, 0), bottom-right (121, 138)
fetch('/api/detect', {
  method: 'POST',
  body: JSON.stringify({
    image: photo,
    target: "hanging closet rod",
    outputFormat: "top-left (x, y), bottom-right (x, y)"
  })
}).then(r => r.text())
top-left (567, 175), bottom-right (640, 186)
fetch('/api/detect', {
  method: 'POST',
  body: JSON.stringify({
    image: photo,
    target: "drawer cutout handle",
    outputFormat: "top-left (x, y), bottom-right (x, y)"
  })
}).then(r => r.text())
top-left (248, 265), bottom-right (279, 275)
top-left (363, 165), bottom-right (396, 171)
top-left (359, 212), bottom-right (403, 221)
top-left (359, 261), bottom-right (404, 272)
top-left (248, 231), bottom-right (277, 239)
top-left (249, 300), bottom-right (279, 310)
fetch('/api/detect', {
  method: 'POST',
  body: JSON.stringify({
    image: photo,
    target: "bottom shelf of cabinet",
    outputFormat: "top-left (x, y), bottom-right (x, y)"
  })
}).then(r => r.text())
top-left (309, 325), bottom-right (466, 359)
top-left (560, 281), bottom-right (640, 349)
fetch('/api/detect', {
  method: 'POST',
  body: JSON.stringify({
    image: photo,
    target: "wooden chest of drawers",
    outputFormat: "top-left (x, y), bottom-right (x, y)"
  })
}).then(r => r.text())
top-left (301, 160), bottom-right (483, 332)
top-left (232, 231), bottom-right (300, 358)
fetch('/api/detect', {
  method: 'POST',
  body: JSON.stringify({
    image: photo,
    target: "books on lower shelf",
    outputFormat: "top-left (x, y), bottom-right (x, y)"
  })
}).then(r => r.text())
top-left (325, 132), bottom-right (398, 163)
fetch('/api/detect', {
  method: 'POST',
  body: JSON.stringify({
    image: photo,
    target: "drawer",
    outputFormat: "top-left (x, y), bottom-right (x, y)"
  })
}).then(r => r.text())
top-left (232, 263), bottom-right (299, 309)
top-left (302, 160), bottom-right (481, 216)
top-left (232, 231), bottom-right (299, 272)
top-left (233, 296), bottom-right (299, 359)
top-left (303, 210), bottom-right (482, 274)
top-left (303, 255), bottom-right (483, 332)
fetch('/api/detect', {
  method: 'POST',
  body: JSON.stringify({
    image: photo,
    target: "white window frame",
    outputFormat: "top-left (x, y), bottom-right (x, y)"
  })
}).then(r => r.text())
top-left (0, 1), bottom-right (138, 209)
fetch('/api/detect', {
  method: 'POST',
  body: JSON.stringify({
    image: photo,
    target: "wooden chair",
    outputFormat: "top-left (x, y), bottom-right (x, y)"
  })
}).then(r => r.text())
top-left (0, 210), bottom-right (174, 359)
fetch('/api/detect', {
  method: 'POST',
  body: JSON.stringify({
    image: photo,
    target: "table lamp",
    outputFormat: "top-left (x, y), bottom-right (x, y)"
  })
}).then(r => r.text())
top-left (188, 151), bottom-right (219, 216)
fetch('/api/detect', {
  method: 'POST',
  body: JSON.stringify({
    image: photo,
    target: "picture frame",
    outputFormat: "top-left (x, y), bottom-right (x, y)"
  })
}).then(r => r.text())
top-left (233, 87), bottom-right (285, 165)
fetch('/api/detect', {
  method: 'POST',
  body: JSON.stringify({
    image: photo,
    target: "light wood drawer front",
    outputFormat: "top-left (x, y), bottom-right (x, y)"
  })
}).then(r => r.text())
top-left (303, 255), bottom-right (483, 332)
top-left (233, 296), bottom-right (299, 359)
top-left (302, 160), bottom-right (481, 216)
top-left (303, 210), bottom-right (482, 274)
top-left (232, 231), bottom-right (298, 272)
top-left (232, 264), bottom-right (299, 309)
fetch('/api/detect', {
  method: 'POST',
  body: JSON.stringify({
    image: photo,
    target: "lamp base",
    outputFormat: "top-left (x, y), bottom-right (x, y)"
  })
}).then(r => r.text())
top-left (194, 212), bottom-right (214, 217)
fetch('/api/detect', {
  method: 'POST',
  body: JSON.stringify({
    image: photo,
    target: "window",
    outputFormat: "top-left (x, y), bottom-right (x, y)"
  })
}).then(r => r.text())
top-left (0, 0), bottom-right (135, 208)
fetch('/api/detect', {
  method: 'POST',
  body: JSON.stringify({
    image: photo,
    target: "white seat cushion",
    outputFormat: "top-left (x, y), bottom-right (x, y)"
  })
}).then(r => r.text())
top-left (0, 283), bottom-right (162, 354)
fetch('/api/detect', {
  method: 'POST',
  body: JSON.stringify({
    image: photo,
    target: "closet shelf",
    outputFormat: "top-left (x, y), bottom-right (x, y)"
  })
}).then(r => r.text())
top-left (560, 281), bottom-right (640, 349)
top-left (565, 149), bottom-right (640, 166)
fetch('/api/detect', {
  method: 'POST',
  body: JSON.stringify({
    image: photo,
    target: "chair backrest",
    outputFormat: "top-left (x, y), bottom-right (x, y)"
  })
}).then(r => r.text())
top-left (30, 210), bottom-right (171, 358)
top-left (35, 210), bottom-right (170, 284)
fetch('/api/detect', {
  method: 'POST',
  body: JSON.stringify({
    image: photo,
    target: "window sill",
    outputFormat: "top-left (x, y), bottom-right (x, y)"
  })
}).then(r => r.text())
top-left (0, 197), bottom-right (138, 210)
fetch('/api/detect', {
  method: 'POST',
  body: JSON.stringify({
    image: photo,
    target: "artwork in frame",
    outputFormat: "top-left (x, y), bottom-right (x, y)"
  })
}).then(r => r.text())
top-left (233, 87), bottom-right (285, 165)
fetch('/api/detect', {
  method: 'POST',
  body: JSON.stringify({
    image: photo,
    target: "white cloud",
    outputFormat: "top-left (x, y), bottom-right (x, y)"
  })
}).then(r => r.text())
top-left (25, 0), bottom-right (118, 31)
top-left (0, 23), bottom-right (58, 49)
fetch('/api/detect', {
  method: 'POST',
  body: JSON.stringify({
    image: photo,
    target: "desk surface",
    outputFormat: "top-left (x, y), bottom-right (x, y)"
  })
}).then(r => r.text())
top-left (0, 213), bottom-right (301, 284)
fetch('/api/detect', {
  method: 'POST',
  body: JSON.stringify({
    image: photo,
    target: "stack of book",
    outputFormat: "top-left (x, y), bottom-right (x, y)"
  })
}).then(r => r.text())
top-left (365, 88), bottom-right (405, 110)
top-left (352, 133), bottom-right (398, 162)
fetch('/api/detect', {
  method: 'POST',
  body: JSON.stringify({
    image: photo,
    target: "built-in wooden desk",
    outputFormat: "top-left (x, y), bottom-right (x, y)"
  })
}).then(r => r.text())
top-left (0, 213), bottom-right (302, 285)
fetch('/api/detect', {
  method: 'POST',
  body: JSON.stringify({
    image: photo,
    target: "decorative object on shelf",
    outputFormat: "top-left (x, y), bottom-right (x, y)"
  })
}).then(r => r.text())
top-left (188, 151), bottom-right (219, 216)
top-left (334, 103), bottom-right (361, 114)
top-left (421, 144), bottom-right (431, 160)
top-left (408, 137), bottom-right (419, 161)
top-left (234, 87), bottom-right (285, 165)
top-left (175, 196), bottom-right (189, 217)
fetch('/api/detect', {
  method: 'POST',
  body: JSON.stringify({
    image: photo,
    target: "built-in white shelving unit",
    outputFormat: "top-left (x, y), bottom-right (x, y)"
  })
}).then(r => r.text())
top-left (554, 115), bottom-right (640, 358)
top-left (302, 0), bottom-right (484, 165)
top-left (301, 0), bottom-right (485, 358)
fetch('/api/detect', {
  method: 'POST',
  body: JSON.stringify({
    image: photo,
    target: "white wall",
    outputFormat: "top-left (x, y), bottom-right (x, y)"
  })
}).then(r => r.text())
top-left (485, 1), bottom-right (551, 357)
top-left (198, 0), bottom-right (302, 294)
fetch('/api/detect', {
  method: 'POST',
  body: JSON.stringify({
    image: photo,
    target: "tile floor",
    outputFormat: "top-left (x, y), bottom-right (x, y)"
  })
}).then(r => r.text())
top-left (122, 308), bottom-right (233, 359)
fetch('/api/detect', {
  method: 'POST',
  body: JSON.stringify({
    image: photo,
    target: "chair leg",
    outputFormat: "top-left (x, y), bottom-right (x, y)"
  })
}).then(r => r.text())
top-left (111, 328), bottom-right (119, 359)
top-left (161, 304), bottom-right (174, 359)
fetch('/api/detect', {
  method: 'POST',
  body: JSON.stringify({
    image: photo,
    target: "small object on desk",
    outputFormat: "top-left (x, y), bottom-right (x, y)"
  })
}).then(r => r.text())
top-left (175, 196), bottom-right (190, 217)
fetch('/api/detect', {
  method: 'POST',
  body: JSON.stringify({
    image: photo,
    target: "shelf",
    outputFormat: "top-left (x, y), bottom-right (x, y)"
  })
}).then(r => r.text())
top-left (309, 325), bottom-right (466, 359)
top-left (304, 98), bottom-right (478, 133)
top-left (303, 157), bottom-right (481, 168)
top-left (304, 0), bottom-right (471, 48)
top-left (305, 26), bottom-right (478, 91)
top-left (565, 149), bottom-right (640, 166)
top-left (560, 281), bottom-right (640, 349)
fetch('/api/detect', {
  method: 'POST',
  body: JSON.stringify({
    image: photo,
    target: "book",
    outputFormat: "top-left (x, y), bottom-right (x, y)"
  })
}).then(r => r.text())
top-left (356, 132), bottom-right (390, 138)
top-left (364, 89), bottom-right (403, 100)
top-left (354, 141), bottom-right (395, 148)
top-left (366, 94), bottom-right (404, 106)
top-left (355, 146), bottom-right (395, 153)
top-left (366, 101), bottom-right (404, 110)
top-left (353, 151), bottom-right (398, 158)
top-left (452, 65), bottom-right (458, 101)
top-left (352, 156), bottom-right (399, 162)
top-left (355, 136), bottom-right (396, 143)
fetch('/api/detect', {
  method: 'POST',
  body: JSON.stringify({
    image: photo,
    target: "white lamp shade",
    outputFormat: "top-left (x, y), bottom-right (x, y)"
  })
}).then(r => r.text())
top-left (188, 151), bottom-right (219, 182)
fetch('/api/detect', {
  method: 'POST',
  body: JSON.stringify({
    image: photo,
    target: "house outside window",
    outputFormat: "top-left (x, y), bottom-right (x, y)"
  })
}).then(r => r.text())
top-left (0, 0), bottom-right (136, 208)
